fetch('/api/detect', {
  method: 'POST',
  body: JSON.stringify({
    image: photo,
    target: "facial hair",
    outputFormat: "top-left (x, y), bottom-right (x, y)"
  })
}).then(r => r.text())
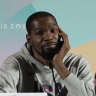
top-left (31, 43), bottom-right (59, 60)
top-left (40, 42), bottom-right (60, 60)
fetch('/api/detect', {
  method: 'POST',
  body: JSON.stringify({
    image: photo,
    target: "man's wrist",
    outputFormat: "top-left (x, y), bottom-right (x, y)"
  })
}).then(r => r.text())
top-left (54, 62), bottom-right (70, 80)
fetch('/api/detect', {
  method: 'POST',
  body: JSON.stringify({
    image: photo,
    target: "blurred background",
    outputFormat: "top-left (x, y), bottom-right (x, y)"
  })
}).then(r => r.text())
top-left (0, 0), bottom-right (96, 75)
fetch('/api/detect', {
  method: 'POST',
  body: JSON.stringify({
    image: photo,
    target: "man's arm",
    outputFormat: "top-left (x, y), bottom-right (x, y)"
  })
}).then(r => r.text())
top-left (64, 55), bottom-right (95, 96)
top-left (52, 27), bottom-right (70, 79)
top-left (52, 27), bottom-right (95, 96)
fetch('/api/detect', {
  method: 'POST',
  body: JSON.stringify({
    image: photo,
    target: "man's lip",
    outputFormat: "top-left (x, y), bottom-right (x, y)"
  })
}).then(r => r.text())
top-left (43, 43), bottom-right (56, 48)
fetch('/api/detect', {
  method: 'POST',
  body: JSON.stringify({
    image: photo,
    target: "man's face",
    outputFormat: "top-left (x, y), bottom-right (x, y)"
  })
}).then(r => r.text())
top-left (28, 16), bottom-right (60, 59)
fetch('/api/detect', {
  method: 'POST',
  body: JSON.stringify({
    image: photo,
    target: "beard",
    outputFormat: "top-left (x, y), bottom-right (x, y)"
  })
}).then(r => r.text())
top-left (31, 42), bottom-right (59, 60)
top-left (40, 42), bottom-right (59, 60)
top-left (32, 39), bottom-right (63, 60)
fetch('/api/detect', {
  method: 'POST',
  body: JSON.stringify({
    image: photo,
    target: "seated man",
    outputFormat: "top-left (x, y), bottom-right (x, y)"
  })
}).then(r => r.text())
top-left (0, 11), bottom-right (95, 96)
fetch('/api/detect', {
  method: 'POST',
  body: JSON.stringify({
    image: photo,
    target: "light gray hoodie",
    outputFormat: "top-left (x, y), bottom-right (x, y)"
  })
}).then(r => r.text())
top-left (0, 44), bottom-right (95, 96)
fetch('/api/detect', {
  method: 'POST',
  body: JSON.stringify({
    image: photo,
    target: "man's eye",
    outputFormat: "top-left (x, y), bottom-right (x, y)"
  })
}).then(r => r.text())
top-left (36, 31), bottom-right (43, 35)
top-left (51, 28), bottom-right (57, 33)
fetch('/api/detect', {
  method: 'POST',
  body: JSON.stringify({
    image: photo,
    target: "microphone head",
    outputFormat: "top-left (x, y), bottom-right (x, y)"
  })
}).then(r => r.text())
top-left (49, 63), bottom-right (54, 69)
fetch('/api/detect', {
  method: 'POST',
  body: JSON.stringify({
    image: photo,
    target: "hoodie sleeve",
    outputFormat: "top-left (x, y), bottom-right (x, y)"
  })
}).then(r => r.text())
top-left (63, 55), bottom-right (95, 96)
top-left (0, 56), bottom-right (19, 93)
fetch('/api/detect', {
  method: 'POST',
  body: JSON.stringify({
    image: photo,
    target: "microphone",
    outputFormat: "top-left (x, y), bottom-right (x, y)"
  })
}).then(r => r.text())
top-left (49, 63), bottom-right (54, 69)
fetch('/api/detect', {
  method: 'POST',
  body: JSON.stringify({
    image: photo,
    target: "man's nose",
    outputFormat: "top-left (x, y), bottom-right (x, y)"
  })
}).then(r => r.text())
top-left (43, 31), bottom-right (53, 41)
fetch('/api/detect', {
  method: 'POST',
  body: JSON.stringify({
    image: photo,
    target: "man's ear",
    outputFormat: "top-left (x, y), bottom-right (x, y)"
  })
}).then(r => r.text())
top-left (26, 34), bottom-right (32, 45)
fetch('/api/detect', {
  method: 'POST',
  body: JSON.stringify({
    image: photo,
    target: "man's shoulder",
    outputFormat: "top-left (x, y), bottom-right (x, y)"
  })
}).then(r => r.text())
top-left (64, 53), bottom-right (83, 61)
top-left (3, 43), bottom-right (29, 63)
top-left (2, 52), bottom-right (22, 67)
top-left (63, 53), bottom-right (88, 68)
top-left (2, 46), bottom-right (27, 66)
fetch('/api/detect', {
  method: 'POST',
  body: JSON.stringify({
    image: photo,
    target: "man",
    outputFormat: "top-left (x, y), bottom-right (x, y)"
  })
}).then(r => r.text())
top-left (0, 11), bottom-right (95, 96)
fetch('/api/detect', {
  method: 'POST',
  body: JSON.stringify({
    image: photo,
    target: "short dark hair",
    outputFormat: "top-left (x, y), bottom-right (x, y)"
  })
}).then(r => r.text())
top-left (26, 11), bottom-right (57, 34)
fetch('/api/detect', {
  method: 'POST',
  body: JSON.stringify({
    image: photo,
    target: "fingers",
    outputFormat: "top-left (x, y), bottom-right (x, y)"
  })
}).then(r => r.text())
top-left (58, 26), bottom-right (67, 41)
top-left (58, 26), bottom-right (70, 52)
